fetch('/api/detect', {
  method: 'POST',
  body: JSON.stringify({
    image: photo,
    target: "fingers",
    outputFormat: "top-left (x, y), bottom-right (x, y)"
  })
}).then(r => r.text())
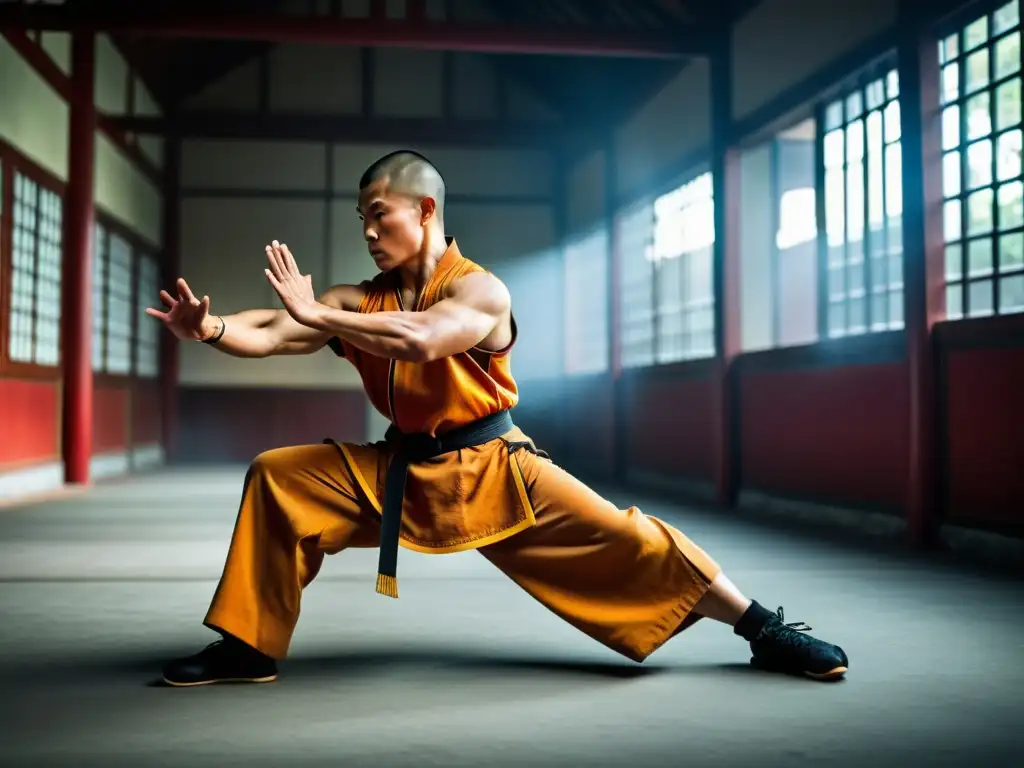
top-left (177, 278), bottom-right (199, 306)
top-left (279, 241), bottom-right (300, 274)
top-left (159, 290), bottom-right (178, 309)
top-left (145, 307), bottom-right (170, 321)
top-left (266, 243), bottom-right (286, 281)
top-left (265, 268), bottom-right (284, 294)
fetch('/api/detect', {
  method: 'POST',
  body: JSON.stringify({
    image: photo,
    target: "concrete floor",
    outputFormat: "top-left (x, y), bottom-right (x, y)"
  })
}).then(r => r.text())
top-left (0, 467), bottom-right (1021, 768)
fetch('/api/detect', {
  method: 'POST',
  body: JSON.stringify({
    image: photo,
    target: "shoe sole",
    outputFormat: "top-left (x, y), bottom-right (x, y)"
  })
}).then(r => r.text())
top-left (162, 674), bottom-right (278, 687)
top-left (751, 657), bottom-right (847, 681)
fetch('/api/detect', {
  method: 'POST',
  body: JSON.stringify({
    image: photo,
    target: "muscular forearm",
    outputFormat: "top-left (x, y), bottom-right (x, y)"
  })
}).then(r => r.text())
top-left (310, 306), bottom-right (427, 361)
top-left (200, 309), bottom-right (288, 358)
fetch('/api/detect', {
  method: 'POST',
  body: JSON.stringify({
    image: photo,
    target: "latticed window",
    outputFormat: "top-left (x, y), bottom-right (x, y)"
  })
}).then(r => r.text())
top-left (8, 172), bottom-right (63, 366)
top-left (821, 68), bottom-right (905, 337)
top-left (939, 0), bottom-right (1023, 317)
top-left (135, 252), bottom-right (160, 378)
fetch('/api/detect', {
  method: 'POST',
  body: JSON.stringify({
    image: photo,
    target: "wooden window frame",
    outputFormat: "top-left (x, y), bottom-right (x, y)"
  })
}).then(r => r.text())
top-left (0, 138), bottom-right (67, 381)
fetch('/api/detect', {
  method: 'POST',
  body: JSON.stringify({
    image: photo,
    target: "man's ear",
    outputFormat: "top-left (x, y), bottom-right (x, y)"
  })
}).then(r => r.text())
top-left (420, 197), bottom-right (437, 223)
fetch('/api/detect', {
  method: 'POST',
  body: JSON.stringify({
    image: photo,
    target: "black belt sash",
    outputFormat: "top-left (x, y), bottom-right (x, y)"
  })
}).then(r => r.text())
top-left (374, 409), bottom-right (515, 598)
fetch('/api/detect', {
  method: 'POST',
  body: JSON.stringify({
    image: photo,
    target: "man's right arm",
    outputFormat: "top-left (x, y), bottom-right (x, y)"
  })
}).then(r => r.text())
top-left (149, 278), bottom-right (365, 358)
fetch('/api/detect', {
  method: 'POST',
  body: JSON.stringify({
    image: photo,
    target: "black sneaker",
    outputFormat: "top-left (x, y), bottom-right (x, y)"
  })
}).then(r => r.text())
top-left (161, 638), bottom-right (279, 687)
top-left (749, 607), bottom-right (848, 681)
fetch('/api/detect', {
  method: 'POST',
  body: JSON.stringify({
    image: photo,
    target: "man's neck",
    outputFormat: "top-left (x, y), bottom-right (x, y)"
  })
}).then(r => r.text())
top-left (396, 235), bottom-right (449, 297)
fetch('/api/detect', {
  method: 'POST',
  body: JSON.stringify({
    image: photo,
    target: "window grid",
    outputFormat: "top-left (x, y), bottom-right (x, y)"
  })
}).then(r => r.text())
top-left (617, 199), bottom-right (656, 369)
top-left (92, 223), bottom-right (108, 372)
top-left (105, 233), bottom-right (134, 375)
top-left (822, 68), bottom-right (905, 339)
top-left (939, 0), bottom-right (1024, 318)
top-left (651, 172), bottom-right (716, 362)
top-left (564, 228), bottom-right (610, 375)
top-left (135, 252), bottom-right (160, 378)
top-left (34, 186), bottom-right (62, 366)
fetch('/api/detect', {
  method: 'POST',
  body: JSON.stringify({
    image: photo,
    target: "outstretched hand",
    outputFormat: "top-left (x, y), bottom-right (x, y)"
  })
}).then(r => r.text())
top-left (145, 278), bottom-right (215, 341)
top-left (265, 240), bottom-right (324, 328)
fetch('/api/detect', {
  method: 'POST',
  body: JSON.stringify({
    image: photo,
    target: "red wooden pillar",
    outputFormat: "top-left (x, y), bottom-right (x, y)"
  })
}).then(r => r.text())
top-left (160, 135), bottom-right (182, 462)
top-left (897, 2), bottom-right (944, 546)
top-left (62, 32), bottom-right (96, 484)
top-left (710, 25), bottom-right (742, 506)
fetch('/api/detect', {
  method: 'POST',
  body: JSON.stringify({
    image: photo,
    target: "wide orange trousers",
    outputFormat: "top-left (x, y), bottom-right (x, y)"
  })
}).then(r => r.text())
top-left (204, 443), bottom-right (723, 663)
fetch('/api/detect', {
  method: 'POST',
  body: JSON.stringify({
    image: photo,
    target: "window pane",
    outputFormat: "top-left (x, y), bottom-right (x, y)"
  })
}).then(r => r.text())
top-left (994, 1), bottom-right (1020, 35)
top-left (828, 301), bottom-right (846, 335)
top-left (135, 253), bottom-right (161, 378)
top-left (825, 168), bottom-right (846, 245)
top-left (887, 69), bottom-right (900, 98)
top-left (847, 161), bottom-right (865, 242)
top-left (92, 225), bottom-right (107, 371)
top-left (945, 199), bottom-right (963, 242)
top-left (969, 278), bottom-right (994, 316)
top-left (34, 187), bottom-right (62, 366)
top-left (968, 236), bottom-right (994, 276)
top-left (889, 245), bottom-right (904, 289)
top-left (947, 282), bottom-right (964, 318)
top-left (889, 288), bottom-right (905, 328)
top-left (968, 187), bottom-right (995, 234)
top-left (824, 129), bottom-right (845, 169)
top-left (1001, 231), bottom-right (1024, 269)
top-left (1000, 274), bottom-right (1024, 312)
top-left (829, 264), bottom-right (846, 298)
top-left (967, 139), bottom-right (994, 188)
top-left (105, 234), bottom-right (134, 375)
top-left (10, 173), bottom-right (38, 363)
top-left (868, 124), bottom-right (884, 224)
top-left (942, 105), bottom-right (962, 149)
top-left (866, 79), bottom-right (885, 109)
top-left (884, 100), bottom-right (901, 143)
top-left (946, 243), bottom-right (964, 279)
top-left (824, 100), bottom-right (844, 131)
top-left (848, 295), bottom-right (866, 332)
top-left (995, 32), bottom-right (1021, 80)
top-left (943, 150), bottom-right (962, 197)
top-left (885, 142), bottom-right (903, 217)
top-left (967, 92), bottom-right (992, 139)
top-left (998, 180), bottom-right (1024, 228)
top-left (941, 33), bottom-right (960, 64)
top-left (965, 48), bottom-right (990, 93)
top-left (996, 129), bottom-right (1022, 180)
top-left (963, 16), bottom-right (989, 51)
top-left (941, 63), bottom-right (960, 104)
top-left (995, 78), bottom-right (1021, 131)
top-left (846, 120), bottom-right (865, 162)
top-left (846, 90), bottom-right (863, 120)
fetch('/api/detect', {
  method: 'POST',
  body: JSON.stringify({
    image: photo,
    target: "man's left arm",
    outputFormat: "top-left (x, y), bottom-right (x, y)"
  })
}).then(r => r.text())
top-left (310, 272), bottom-right (509, 362)
top-left (264, 240), bottom-right (509, 361)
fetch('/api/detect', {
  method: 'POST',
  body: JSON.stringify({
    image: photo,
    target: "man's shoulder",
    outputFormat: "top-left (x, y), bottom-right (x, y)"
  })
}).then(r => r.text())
top-left (320, 279), bottom-right (378, 311)
top-left (445, 269), bottom-right (511, 311)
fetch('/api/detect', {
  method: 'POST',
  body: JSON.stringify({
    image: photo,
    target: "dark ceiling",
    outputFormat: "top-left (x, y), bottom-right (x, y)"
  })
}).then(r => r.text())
top-left (109, 0), bottom-right (760, 130)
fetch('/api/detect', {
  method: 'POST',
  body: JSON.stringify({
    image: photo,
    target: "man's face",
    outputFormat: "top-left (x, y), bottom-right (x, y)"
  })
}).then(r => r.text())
top-left (357, 179), bottom-right (430, 272)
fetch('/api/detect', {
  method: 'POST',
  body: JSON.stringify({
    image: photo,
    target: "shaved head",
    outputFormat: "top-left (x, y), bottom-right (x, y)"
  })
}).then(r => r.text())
top-left (356, 150), bottom-right (448, 272)
top-left (358, 150), bottom-right (446, 225)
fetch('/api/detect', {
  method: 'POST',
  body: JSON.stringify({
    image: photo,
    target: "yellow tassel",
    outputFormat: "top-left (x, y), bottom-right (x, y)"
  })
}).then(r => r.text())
top-left (376, 573), bottom-right (399, 599)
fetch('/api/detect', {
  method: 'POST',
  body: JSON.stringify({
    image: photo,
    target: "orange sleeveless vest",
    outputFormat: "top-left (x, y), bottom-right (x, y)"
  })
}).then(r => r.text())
top-left (329, 239), bottom-right (538, 554)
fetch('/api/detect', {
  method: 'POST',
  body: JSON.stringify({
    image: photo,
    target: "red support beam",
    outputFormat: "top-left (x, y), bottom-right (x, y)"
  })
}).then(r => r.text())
top-left (0, 31), bottom-right (162, 187)
top-left (0, 7), bottom-right (703, 58)
top-left (709, 27), bottom-right (742, 507)
top-left (897, 2), bottom-right (945, 547)
top-left (62, 32), bottom-right (96, 485)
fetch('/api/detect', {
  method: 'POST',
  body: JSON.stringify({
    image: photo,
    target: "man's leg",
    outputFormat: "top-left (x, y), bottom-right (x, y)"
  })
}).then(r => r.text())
top-left (162, 443), bottom-right (380, 686)
top-left (480, 450), bottom-right (848, 681)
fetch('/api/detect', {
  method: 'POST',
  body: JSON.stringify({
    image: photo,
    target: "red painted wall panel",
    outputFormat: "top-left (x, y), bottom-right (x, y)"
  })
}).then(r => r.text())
top-left (176, 387), bottom-right (367, 463)
top-left (625, 372), bottom-right (716, 480)
top-left (945, 346), bottom-right (1024, 527)
top-left (132, 382), bottom-right (163, 446)
top-left (92, 384), bottom-right (129, 454)
top-left (0, 378), bottom-right (60, 467)
top-left (739, 362), bottom-right (910, 509)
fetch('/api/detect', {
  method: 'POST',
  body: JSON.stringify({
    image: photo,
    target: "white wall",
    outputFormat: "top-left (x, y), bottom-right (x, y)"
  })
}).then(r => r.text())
top-left (615, 59), bottom-right (710, 199)
top-left (732, 0), bottom-right (898, 121)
